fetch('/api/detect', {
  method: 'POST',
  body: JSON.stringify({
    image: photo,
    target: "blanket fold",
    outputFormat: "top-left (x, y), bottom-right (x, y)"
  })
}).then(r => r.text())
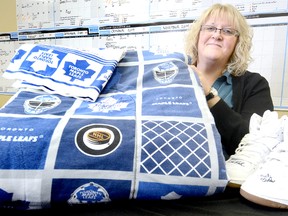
top-left (3, 44), bottom-right (126, 102)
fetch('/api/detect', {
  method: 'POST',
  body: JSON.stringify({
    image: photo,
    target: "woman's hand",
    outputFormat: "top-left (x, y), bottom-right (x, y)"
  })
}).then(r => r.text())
top-left (191, 65), bottom-right (220, 108)
top-left (190, 65), bottom-right (211, 96)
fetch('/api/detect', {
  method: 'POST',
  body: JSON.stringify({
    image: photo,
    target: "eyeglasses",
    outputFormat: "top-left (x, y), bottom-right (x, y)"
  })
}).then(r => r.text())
top-left (201, 25), bottom-right (239, 37)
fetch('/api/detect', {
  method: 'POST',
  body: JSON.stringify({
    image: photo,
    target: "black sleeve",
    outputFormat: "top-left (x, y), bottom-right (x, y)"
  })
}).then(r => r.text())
top-left (210, 72), bottom-right (274, 156)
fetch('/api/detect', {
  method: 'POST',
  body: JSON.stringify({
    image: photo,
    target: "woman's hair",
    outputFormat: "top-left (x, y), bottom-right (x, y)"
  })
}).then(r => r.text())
top-left (184, 3), bottom-right (253, 76)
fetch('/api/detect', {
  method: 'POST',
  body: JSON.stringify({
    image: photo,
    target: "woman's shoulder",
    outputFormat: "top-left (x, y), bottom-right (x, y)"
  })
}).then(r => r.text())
top-left (233, 70), bottom-right (268, 83)
top-left (232, 70), bottom-right (271, 91)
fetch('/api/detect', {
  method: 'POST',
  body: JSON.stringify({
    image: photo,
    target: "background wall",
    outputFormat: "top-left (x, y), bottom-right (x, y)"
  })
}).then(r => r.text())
top-left (0, 95), bottom-right (12, 108)
top-left (0, 0), bottom-right (288, 112)
top-left (0, 0), bottom-right (16, 102)
top-left (0, 0), bottom-right (17, 32)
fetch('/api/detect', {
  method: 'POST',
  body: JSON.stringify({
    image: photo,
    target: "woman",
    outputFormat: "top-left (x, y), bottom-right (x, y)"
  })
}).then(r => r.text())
top-left (184, 3), bottom-right (274, 157)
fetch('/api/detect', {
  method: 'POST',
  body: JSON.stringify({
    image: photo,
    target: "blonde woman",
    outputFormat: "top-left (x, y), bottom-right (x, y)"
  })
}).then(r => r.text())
top-left (184, 4), bottom-right (274, 158)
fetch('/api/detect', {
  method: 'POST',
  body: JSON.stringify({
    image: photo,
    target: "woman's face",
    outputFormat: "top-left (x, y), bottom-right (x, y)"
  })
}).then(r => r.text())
top-left (197, 16), bottom-right (238, 66)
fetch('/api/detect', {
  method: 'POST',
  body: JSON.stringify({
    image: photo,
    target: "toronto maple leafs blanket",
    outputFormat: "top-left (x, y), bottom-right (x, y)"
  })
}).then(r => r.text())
top-left (0, 49), bottom-right (228, 210)
top-left (3, 43), bottom-right (125, 102)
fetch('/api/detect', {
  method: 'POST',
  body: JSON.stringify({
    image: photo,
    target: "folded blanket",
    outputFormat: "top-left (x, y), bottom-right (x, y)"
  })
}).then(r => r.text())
top-left (3, 44), bottom-right (126, 102)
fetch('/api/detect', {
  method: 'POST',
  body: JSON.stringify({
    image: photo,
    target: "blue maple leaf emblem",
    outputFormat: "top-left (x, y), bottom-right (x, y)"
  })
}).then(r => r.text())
top-left (11, 49), bottom-right (26, 63)
top-left (63, 60), bottom-right (95, 82)
top-left (0, 188), bottom-right (13, 202)
top-left (0, 188), bottom-right (30, 210)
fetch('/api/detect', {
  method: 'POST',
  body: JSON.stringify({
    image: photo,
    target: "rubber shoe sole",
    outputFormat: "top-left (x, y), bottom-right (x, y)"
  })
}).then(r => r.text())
top-left (240, 188), bottom-right (288, 209)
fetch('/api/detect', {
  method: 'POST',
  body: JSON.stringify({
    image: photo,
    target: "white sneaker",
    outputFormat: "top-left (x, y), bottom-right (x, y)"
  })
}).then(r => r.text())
top-left (225, 110), bottom-right (284, 187)
top-left (240, 120), bottom-right (288, 209)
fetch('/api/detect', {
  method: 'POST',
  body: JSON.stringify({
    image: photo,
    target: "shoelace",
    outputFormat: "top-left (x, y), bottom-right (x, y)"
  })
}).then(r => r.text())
top-left (228, 133), bottom-right (281, 166)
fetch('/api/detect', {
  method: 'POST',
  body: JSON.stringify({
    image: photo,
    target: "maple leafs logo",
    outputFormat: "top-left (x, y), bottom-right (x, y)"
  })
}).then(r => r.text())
top-left (0, 188), bottom-right (30, 209)
top-left (63, 60), bottom-right (95, 82)
top-left (11, 49), bottom-right (26, 63)
top-left (88, 97), bottom-right (129, 113)
top-left (26, 49), bottom-right (60, 72)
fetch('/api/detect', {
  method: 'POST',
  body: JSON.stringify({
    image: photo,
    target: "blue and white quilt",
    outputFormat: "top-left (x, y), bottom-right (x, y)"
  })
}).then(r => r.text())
top-left (0, 48), bottom-right (228, 210)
